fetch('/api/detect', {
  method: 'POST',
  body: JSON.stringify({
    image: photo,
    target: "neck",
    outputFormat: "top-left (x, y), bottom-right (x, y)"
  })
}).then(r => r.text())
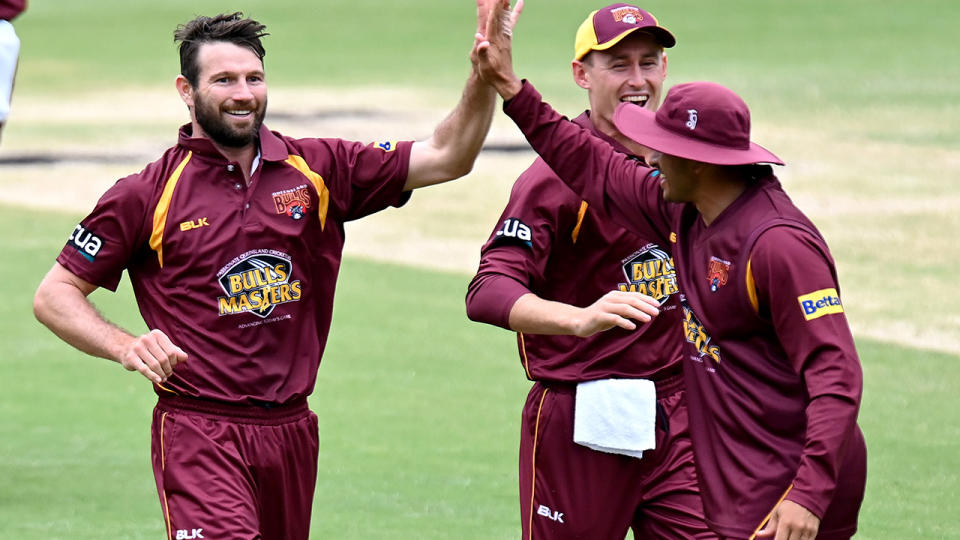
top-left (192, 121), bottom-right (258, 183)
top-left (693, 167), bottom-right (750, 226)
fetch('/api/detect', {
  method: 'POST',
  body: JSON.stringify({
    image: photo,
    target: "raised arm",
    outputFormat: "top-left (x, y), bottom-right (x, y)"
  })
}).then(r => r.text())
top-left (403, 0), bottom-right (520, 190)
top-left (473, 0), bottom-right (672, 239)
top-left (33, 263), bottom-right (187, 384)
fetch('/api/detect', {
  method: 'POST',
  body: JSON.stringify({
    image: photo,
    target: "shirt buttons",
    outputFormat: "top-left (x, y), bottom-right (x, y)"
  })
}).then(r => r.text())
top-left (245, 203), bottom-right (250, 209)
top-left (234, 183), bottom-right (243, 190)
top-left (227, 164), bottom-right (235, 172)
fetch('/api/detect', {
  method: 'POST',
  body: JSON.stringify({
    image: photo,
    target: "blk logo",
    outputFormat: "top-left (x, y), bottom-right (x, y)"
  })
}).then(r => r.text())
top-left (175, 529), bottom-right (204, 540)
top-left (537, 504), bottom-right (565, 523)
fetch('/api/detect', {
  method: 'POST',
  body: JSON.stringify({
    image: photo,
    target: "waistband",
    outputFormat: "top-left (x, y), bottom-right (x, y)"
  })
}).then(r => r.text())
top-left (156, 394), bottom-right (310, 425)
top-left (540, 372), bottom-right (685, 401)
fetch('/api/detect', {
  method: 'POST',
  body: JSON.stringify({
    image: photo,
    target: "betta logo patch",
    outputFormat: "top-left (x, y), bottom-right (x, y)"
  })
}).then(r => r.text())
top-left (67, 224), bottom-right (104, 262)
top-left (216, 251), bottom-right (302, 318)
top-left (706, 256), bottom-right (731, 292)
top-left (611, 6), bottom-right (643, 24)
top-left (272, 185), bottom-right (312, 220)
top-left (682, 302), bottom-right (720, 369)
top-left (494, 218), bottom-right (533, 248)
top-left (797, 288), bottom-right (843, 321)
top-left (618, 245), bottom-right (678, 304)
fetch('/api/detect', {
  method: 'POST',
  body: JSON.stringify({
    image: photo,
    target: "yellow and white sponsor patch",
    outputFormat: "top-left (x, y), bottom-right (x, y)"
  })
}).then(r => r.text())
top-left (797, 288), bottom-right (843, 321)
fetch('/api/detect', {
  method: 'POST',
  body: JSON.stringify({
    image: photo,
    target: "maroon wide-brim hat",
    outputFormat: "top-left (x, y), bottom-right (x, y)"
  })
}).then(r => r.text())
top-left (613, 81), bottom-right (784, 166)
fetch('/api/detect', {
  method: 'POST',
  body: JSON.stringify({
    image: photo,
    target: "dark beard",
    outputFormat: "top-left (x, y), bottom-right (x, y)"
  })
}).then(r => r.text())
top-left (194, 95), bottom-right (266, 148)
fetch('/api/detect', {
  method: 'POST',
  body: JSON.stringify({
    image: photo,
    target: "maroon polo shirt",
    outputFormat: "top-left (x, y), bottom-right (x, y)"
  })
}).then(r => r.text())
top-left (466, 112), bottom-right (682, 383)
top-left (58, 123), bottom-right (412, 406)
top-left (502, 81), bottom-right (866, 538)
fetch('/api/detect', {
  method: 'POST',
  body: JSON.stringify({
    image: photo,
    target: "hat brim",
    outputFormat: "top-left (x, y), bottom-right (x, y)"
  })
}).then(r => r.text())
top-left (613, 103), bottom-right (784, 166)
top-left (590, 27), bottom-right (676, 55)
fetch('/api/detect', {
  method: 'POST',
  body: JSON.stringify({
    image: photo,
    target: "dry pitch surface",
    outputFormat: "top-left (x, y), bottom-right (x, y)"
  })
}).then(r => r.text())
top-left (2, 86), bottom-right (957, 355)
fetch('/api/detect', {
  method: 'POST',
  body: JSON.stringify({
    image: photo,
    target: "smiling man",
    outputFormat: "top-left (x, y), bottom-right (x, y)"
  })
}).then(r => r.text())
top-left (471, 2), bottom-right (868, 538)
top-left (33, 11), bottom-right (498, 540)
top-left (466, 4), bottom-right (714, 538)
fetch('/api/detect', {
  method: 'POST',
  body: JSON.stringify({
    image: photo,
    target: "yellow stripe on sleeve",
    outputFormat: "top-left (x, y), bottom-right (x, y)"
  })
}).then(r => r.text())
top-left (149, 152), bottom-right (193, 268)
top-left (284, 154), bottom-right (330, 230)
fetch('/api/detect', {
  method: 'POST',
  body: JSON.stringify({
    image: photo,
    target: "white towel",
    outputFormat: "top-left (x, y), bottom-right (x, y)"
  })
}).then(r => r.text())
top-left (573, 378), bottom-right (657, 459)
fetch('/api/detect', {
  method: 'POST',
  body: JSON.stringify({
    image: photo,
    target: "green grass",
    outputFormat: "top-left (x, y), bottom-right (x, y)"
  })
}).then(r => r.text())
top-left (2, 205), bottom-right (958, 538)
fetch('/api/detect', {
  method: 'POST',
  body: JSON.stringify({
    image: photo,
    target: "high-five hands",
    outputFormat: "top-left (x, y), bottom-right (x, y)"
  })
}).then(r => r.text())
top-left (472, 0), bottom-right (524, 99)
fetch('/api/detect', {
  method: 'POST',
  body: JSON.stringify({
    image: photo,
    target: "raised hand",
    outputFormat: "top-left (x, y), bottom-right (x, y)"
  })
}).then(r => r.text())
top-left (472, 0), bottom-right (524, 99)
top-left (570, 290), bottom-right (661, 337)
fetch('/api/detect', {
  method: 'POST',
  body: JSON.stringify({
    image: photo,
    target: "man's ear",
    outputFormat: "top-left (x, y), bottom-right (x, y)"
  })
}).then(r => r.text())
top-left (175, 75), bottom-right (194, 108)
top-left (571, 59), bottom-right (590, 90)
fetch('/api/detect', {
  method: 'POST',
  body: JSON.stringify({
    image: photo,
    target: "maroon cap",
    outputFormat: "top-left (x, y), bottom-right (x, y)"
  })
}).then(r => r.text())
top-left (574, 4), bottom-right (676, 61)
top-left (613, 82), bottom-right (784, 166)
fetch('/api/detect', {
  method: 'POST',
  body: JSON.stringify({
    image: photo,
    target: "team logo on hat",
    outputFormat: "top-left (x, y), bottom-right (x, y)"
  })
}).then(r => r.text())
top-left (617, 244), bottom-right (678, 305)
top-left (685, 109), bottom-right (698, 130)
top-left (706, 256), bottom-right (731, 292)
top-left (611, 6), bottom-right (643, 24)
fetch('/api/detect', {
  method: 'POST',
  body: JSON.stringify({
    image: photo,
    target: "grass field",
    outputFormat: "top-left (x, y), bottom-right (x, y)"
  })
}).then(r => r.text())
top-left (2, 0), bottom-right (959, 538)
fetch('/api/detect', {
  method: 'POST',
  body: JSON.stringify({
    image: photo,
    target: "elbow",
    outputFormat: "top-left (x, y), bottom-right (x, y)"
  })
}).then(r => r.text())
top-left (33, 285), bottom-right (52, 326)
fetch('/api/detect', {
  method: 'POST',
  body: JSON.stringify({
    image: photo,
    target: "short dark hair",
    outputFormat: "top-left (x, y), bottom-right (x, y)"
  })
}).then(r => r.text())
top-left (174, 12), bottom-right (269, 87)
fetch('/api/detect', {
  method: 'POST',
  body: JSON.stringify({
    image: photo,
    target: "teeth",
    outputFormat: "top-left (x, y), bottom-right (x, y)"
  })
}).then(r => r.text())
top-left (622, 96), bottom-right (648, 104)
top-left (228, 110), bottom-right (251, 115)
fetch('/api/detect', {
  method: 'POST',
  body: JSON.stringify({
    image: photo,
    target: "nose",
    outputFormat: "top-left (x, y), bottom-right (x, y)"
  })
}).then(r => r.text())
top-left (232, 80), bottom-right (255, 101)
top-left (626, 64), bottom-right (646, 88)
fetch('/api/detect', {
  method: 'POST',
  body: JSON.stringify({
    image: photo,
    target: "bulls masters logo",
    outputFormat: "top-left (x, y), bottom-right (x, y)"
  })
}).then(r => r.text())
top-left (617, 244), bottom-right (679, 305)
top-left (216, 250), bottom-right (302, 318)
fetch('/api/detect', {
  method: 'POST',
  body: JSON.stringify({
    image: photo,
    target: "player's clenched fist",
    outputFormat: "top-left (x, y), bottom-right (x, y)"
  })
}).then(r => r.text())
top-left (120, 329), bottom-right (187, 384)
top-left (571, 290), bottom-right (660, 337)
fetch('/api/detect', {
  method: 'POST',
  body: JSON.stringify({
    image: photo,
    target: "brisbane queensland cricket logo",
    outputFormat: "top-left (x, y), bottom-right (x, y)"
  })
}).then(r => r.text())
top-left (272, 184), bottom-right (312, 221)
top-left (617, 244), bottom-right (678, 305)
top-left (706, 256), bottom-right (731, 292)
top-left (682, 300), bottom-right (721, 369)
top-left (216, 250), bottom-right (302, 318)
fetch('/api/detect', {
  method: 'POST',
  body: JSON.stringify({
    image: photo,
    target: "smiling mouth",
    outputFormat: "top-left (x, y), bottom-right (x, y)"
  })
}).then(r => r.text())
top-left (621, 95), bottom-right (649, 108)
top-left (225, 109), bottom-right (253, 117)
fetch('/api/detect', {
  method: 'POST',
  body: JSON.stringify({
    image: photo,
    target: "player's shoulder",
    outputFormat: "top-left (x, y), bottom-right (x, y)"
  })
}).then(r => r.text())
top-left (512, 157), bottom-right (582, 206)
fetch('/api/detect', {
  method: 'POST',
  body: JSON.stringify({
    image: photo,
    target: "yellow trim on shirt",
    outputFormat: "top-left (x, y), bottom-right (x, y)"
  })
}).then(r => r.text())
top-left (149, 152), bottom-right (193, 268)
top-left (284, 154), bottom-right (330, 230)
top-left (746, 257), bottom-right (760, 313)
top-left (571, 201), bottom-right (588, 243)
top-left (748, 484), bottom-right (793, 540)
top-left (519, 332), bottom-right (531, 379)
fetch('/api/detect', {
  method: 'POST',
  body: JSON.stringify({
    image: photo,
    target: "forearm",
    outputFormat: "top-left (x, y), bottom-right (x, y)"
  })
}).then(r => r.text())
top-left (787, 393), bottom-right (861, 517)
top-left (405, 69), bottom-right (497, 189)
top-left (34, 279), bottom-right (134, 364)
top-left (507, 293), bottom-right (585, 335)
